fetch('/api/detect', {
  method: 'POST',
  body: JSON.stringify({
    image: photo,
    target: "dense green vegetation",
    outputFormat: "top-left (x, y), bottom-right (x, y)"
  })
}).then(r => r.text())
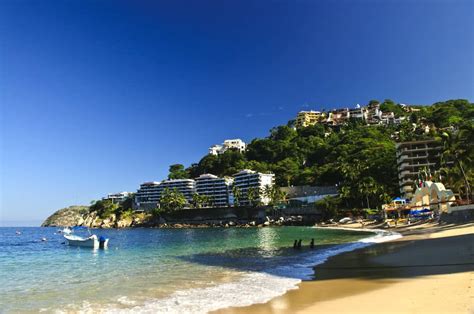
top-left (172, 100), bottom-right (474, 212)
top-left (89, 194), bottom-right (135, 219)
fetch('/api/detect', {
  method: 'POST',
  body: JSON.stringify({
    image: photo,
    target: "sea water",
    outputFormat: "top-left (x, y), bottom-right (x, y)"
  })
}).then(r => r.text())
top-left (0, 226), bottom-right (398, 313)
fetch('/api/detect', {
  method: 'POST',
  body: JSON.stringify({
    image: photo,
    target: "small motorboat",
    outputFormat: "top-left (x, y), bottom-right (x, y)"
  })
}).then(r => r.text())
top-left (58, 227), bottom-right (72, 235)
top-left (64, 227), bottom-right (109, 249)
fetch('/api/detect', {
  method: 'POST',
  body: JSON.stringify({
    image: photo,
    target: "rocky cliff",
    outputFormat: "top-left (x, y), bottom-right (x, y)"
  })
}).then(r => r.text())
top-left (42, 206), bottom-right (288, 228)
top-left (41, 206), bottom-right (90, 227)
top-left (41, 206), bottom-right (147, 228)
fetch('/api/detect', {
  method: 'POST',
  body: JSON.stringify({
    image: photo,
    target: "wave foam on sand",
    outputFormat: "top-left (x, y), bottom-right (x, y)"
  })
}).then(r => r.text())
top-left (76, 229), bottom-right (401, 314)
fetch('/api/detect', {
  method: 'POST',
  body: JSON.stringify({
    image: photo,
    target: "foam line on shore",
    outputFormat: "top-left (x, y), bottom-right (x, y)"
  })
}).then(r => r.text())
top-left (82, 229), bottom-right (402, 314)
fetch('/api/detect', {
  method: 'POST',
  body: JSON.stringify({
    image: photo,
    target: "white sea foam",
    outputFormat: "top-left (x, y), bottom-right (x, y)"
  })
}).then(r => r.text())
top-left (93, 229), bottom-right (401, 314)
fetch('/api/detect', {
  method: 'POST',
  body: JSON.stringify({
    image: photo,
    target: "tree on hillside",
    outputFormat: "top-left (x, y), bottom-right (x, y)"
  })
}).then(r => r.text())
top-left (273, 158), bottom-right (300, 187)
top-left (368, 99), bottom-right (380, 106)
top-left (269, 125), bottom-right (297, 142)
top-left (380, 99), bottom-right (406, 116)
top-left (429, 99), bottom-right (474, 128)
top-left (441, 123), bottom-right (474, 202)
top-left (187, 150), bottom-right (247, 178)
top-left (89, 199), bottom-right (119, 218)
top-left (168, 164), bottom-right (189, 179)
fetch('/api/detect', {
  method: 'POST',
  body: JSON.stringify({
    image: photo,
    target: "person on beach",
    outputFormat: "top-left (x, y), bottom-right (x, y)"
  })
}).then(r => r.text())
top-left (310, 238), bottom-right (314, 249)
top-left (293, 240), bottom-right (298, 248)
top-left (297, 239), bottom-right (302, 248)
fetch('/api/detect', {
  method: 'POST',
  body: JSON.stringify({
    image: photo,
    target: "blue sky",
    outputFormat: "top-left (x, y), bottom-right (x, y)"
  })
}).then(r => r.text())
top-left (1, 0), bottom-right (473, 225)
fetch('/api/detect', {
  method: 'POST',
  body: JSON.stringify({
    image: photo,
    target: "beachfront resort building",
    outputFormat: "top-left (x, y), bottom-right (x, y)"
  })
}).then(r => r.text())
top-left (396, 139), bottom-right (443, 199)
top-left (102, 191), bottom-right (131, 203)
top-left (209, 139), bottom-right (246, 155)
top-left (157, 179), bottom-right (196, 202)
top-left (233, 169), bottom-right (275, 206)
top-left (295, 111), bottom-right (325, 128)
top-left (135, 179), bottom-right (196, 210)
top-left (134, 181), bottom-right (161, 210)
top-left (195, 174), bottom-right (233, 207)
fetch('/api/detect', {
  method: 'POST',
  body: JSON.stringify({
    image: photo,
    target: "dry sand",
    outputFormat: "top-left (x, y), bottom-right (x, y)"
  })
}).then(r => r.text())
top-left (215, 222), bottom-right (474, 314)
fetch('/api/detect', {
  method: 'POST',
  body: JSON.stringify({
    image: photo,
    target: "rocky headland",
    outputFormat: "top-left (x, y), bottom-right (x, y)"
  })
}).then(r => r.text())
top-left (41, 206), bottom-right (305, 229)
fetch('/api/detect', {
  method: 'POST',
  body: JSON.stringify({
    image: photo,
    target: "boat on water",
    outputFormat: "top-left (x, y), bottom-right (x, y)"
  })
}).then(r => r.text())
top-left (63, 227), bottom-right (109, 249)
top-left (58, 227), bottom-right (72, 234)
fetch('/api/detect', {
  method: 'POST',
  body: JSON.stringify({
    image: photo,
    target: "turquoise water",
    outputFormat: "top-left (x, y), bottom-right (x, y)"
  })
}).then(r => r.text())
top-left (0, 227), bottom-right (376, 313)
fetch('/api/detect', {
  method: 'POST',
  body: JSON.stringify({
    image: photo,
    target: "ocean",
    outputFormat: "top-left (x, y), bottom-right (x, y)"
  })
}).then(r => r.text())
top-left (0, 226), bottom-right (399, 313)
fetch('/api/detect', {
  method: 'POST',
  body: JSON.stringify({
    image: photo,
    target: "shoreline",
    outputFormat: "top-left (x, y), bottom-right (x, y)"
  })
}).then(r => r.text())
top-left (215, 222), bottom-right (474, 314)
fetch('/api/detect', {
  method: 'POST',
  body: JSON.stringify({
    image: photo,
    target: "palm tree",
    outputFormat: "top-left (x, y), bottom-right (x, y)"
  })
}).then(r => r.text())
top-left (160, 188), bottom-right (187, 211)
top-left (247, 187), bottom-right (261, 207)
top-left (441, 129), bottom-right (472, 202)
top-left (358, 177), bottom-right (378, 209)
top-left (192, 193), bottom-right (206, 208)
top-left (263, 185), bottom-right (274, 204)
top-left (263, 185), bottom-right (287, 206)
top-left (232, 186), bottom-right (241, 207)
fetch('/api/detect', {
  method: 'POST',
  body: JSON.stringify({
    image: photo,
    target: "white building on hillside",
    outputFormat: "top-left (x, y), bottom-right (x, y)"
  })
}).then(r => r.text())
top-left (134, 179), bottom-right (196, 210)
top-left (135, 182), bottom-right (161, 210)
top-left (209, 139), bottom-right (246, 155)
top-left (156, 179), bottom-right (196, 203)
top-left (195, 174), bottom-right (233, 207)
top-left (103, 192), bottom-right (131, 203)
top-left (233, 169), bottom-right (274, 206)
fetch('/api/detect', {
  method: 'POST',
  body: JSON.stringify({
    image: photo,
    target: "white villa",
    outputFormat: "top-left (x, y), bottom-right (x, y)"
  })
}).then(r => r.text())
top-left (103, 191), bottom-right (131, 203)
top-left (209, 139), bottom-right (246, 155)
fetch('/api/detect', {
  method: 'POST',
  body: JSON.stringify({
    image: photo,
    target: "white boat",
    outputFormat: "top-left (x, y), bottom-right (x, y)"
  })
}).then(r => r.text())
top-left (59, 227), bottom-right (72, 235)
top-left (64, 234), bottom-right (109, 249)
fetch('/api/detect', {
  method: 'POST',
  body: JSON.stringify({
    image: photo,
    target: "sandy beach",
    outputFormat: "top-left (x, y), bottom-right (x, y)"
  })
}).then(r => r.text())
top-left (216, 222), bottom-right (474, 314)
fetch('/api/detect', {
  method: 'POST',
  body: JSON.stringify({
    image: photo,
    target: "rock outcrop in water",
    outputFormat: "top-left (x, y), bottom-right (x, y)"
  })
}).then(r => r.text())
top-left (42, 206), bottom-right (302, 228)
top-left (41, 206), bottom-right (143, 228)
top-left (41, 206), bottom-right (90, 227)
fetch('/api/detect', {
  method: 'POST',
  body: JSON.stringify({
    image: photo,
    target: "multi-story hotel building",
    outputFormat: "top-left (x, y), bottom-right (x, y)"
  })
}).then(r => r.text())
top-left (195, 174), bottom-right (233, 207)
top-left (135, 181), bottom-right (161, 210)
top-left (295, 111), bottom-right (324, 128)
top-left (209, 139), bottom-right (246, 155)
top-left (233, 169), bottom-right (275, 206)
top-left (396, 139), bottom-right (442, 199)
top-left (157, 179), bottom-right (196, 202)
top-left (135, 179), bottom-right (196, 210)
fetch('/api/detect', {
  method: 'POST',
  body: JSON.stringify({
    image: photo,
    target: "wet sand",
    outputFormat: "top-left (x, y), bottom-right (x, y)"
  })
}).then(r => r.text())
top-left (216, 222), bottom-right (474, 314)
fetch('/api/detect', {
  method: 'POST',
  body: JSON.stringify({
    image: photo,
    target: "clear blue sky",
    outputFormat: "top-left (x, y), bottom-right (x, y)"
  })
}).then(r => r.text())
top-left (1, 0), bottom-right (473, 226)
